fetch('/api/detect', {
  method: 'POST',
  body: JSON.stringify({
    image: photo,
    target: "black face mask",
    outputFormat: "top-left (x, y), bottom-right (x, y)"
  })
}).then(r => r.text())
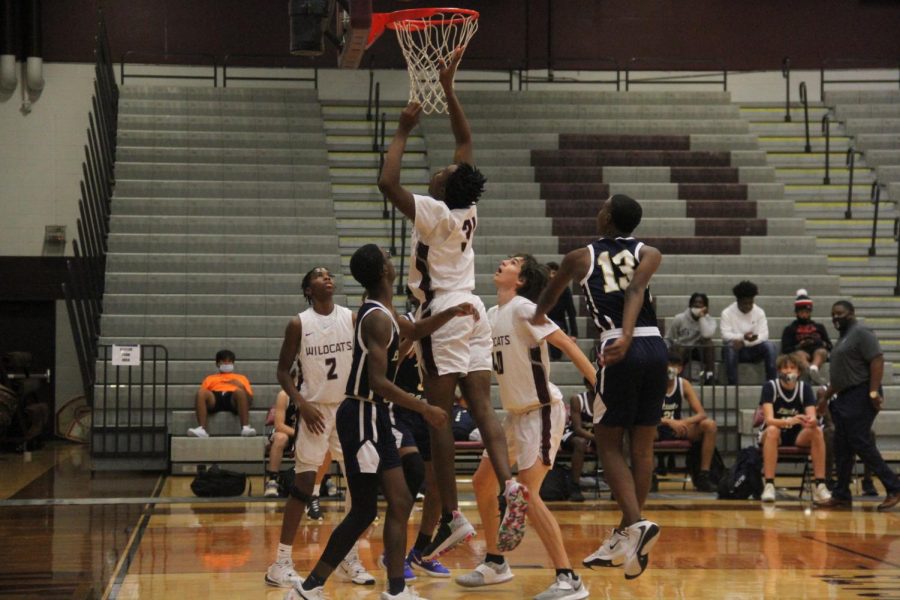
top-left (833, 317), bottom-right (850, 332)
top-left (796, 316), bottom-right (810, 325)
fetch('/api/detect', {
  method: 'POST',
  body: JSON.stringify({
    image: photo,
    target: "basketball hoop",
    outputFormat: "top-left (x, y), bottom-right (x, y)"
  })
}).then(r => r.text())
top-left (368, 8), bottom-right (479, 114)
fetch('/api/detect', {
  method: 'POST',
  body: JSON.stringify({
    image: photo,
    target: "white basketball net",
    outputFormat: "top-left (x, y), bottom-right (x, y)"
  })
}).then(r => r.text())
top-left (392, 11), bottom-right (479, 114)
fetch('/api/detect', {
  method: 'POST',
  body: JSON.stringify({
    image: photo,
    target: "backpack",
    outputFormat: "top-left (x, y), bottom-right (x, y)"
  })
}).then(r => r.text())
top-left (717, 446), bottom-right (763, 500)
top-left (686, 442), bottom-right (727, 485)
top-left (539, 464), bottom-right (571, 501)
top-left (191, 464), bottom-right (249, 497)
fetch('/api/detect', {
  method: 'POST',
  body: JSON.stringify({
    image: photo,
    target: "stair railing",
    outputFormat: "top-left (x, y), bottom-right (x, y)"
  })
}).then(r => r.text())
top-left (894, 217), bottom-right (900, 296)
top-left (799, 82), bottom-right (811, 153)
top-left (869, 181), bottom-right (882, 257)
top-left (822, 113), bottom-right (832, 184)
top-left (844, 147), bottom-right (860, 219)
top-left (782, 57), bottom-right (792, 122)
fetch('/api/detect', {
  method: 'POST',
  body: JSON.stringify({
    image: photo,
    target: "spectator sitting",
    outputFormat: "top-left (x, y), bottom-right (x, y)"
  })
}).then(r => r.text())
top-left (546, 261), bottom-right (578, 361)
top-left (720, 280), bottom-right (777, 385)
top-left (656, 352), bottom-right (719, 492)
top-left (451, 394), bottom-right (481, 442)
top-left (187, 349), bottom-right (256, 438)
top-left (264, 387), bottom-right (299, 497)
top-left (665, 292), bottom-right (717, 385)
top-left (781, 289), bottom-right (832, 385)
top-left (561, 378), bottom-right (607, 502)
top-left (758, 352), bottom-right (831, 505)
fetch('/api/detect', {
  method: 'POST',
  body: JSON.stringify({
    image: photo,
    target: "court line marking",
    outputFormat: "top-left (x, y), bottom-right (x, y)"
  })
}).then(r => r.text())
top-left (803, 533), bottom-right (900, 569)
top-left (101, 474), bottom-right (166, 600)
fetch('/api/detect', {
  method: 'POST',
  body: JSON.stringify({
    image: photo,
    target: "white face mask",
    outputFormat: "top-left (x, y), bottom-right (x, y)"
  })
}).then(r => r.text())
top-left (667, 367), bottom-right (679, 380)
top-left (779, 372), bottom-right (798, 384)
top-left (690, 307), bottom-right (704, 318)
top-left (218, 363), bottom-right (235, 373)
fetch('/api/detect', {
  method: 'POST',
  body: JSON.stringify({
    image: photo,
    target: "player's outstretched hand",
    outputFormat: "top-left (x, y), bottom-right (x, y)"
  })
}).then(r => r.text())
top-left (449, 302), bottom-right (479, 321)
top-left (438, 46), bottom-right (464, 90)
top-left (299, 402), bottom-right (326, 434)
top-left (423, 404), bottom-right (449, 429)
top-left (600, 336), bottom-right (631, 367)
top-left (398, 102), bottom-right (422, 134)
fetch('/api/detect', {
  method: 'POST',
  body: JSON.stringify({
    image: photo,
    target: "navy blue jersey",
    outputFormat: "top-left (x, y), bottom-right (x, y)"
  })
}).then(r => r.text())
top-left (661, 377), bottom-right (684, 421)
top-left (393, 313), bottom-right (424, 397)
top-left (346, 300), bottom-right (400, 404)
top-left (580, 237), bottom-right (658, 334)
top-left (573, 390), bottom-right (593, 425)
top-left (760, 379), bottom-right (816, 419)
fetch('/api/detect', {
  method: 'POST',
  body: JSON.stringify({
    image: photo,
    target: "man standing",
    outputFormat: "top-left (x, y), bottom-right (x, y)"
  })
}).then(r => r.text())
top-left (533, 194), bottom-right (667, 580)
top-left (378, 48), bottom-right (528, 559)
top-left (817, 300), bottom-right (900, 511)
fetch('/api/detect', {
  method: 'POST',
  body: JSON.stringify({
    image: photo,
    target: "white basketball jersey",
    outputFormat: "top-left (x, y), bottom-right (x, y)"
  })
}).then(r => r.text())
top-left (296, 305), bottom-right (354, 405)
top-left (487, 295), bottom-right (562, 414)
top-left (408, 193), bottom-right (477, 303)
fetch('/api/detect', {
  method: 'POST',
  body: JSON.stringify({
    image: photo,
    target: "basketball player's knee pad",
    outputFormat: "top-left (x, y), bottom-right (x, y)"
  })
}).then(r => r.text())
top-left (401, 452), bottom-right (426, 499)
top-left (289, 484), bottom-right (312, 504)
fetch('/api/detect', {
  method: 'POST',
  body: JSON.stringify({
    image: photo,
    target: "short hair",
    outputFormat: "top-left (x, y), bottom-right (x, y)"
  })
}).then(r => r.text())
top-left (301, 267), bottom-right (330, 304)
top-left (513, 254), bottom-right (549, 302)
top-left (667, 351), bottom-right (684, 365)
top-left (833, 299), bottom-right (855, 313)
top-left (444, 162), bottom-right (486, 210)
top-left (609, 194), bottom-right (643, 234)
top-left (350, 244), bottom-right (386, 293)
top-left (689, 292), bottom-right (709, 308)
top-left (215, 349), bottom-right (235, 363)
top-left (776, 352), bottom-right (808, 374)
top-left (546, 261), bottom-right (560, 271)
top-left (732, 280), bottom-right (759, 300)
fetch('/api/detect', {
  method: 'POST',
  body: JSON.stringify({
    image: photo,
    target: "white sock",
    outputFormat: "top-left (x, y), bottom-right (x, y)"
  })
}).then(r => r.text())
top-left (277, 543), bottom-right (292, 564)
top-left (313, 483), bottom-right (321, 496)
top-left (810, 365), bottom-right (819, 372)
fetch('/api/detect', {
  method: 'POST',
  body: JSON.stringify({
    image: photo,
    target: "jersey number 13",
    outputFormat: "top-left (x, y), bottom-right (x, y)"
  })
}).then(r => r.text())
top-left (596, 250), bottom-right (636, 293)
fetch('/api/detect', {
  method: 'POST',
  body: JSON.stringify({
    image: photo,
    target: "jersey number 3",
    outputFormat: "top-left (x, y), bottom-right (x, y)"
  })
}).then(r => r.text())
top-left (597, 250), bottom-right (636, 293)
top-left (460, 217), bottom-right (476, 252)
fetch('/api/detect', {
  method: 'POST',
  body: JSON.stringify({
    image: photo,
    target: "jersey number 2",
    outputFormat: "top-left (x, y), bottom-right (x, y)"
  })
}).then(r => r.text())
top-left (597, 250), bottom-right (636, 293)
top-left (325, 357), bottom-right (338, 380)
top-left (492, 351), bottom-right (504, 375)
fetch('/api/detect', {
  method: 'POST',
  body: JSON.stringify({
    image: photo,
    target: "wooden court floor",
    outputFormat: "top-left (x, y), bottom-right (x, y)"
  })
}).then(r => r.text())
top-left (2, 442), bottom-right (900, 599)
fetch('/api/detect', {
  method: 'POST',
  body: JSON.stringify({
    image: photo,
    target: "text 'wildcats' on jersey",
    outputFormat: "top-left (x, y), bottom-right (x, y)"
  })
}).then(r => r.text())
top-left (297, 305), bottom-right (355, 405)
top-left (580, 237), bottom-right (658, 334)
top-left (346, 300), bottom-right (400, 404)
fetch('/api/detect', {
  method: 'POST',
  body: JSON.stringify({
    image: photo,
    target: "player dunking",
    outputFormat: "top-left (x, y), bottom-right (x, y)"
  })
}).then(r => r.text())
top-left (378, 48), bottom-right (528, 558)
top-left (288, 244), bottom-right (474, 600)
top-left (266, 267), bottom-right (374, 589)
top-left (533, 195), bottom-right (667, 580)
top-left (455, 254), bottom-right (594, 599)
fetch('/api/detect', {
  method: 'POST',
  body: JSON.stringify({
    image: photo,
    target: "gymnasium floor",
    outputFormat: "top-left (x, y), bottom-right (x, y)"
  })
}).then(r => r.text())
top-left (2, 442), bottom-right (899, 599)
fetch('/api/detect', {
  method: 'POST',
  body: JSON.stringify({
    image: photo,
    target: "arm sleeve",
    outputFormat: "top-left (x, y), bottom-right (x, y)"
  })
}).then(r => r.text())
top-left (699, 315), bottom-right (717, 339)
top-left (760, 380), bottom-right (775, 405)
top-left (859, 328), bottom-right (883, 362)
top-left (781, 324), bottom-right (796, 354)
top-left (563, 289), bottom-right (578, 336)
top-left (720, 308), bottom-right (739, 341)
top-left (413, 194), bottom-right (450, 244)
top-left (518, 301), bottom-right (560, 343)
top-left (757, 308), bottom-right (770, 342)
top-left (818, 323), bottom-right (833, 351)
top-left (241, 375), bottom-right (254, 397)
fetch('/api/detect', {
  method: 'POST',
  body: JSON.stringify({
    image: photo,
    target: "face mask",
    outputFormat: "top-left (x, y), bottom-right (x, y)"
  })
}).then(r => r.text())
top-left (690, 307), bottom-right (704, 318)
top-left (833, 317), bottom-right (850, 331)
top-left (219, 363), bottom-right (235, 373)
top-left (667, 367), bottom-right (679, 380)
top-left (796, 315), bottom-right (810, 324)
top-left (779, 372), bottom-right (798, 384)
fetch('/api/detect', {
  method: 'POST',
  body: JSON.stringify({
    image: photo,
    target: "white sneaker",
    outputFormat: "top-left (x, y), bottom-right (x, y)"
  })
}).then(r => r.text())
top-left (422, 510), bottom-right (476, 559)
top-left (187, 426), bottom-right (209, 438)
top-left (380, 585), bottom-right (426, 599)
top-left (264, 480), bottom-right (280, 498)
top-left (583, 528), bottom-right (628, 568)
top-left (813, 482), bottom-right (832, 504)
top-left (809, 365), bottom-right (827, 385)
top-left (533, 572), bottom-right (589, 600)
top-left (285, 581), bottom-right (324, 600)
top-left (335, 548), bottom-right (376, 585)
top-left (455, 560), bottom-right (514, 587)
top-left (761, 482), bottom-right (776, 503)
top-left (265, 561), bottom-right (302, 588)
top-left (241, 425), bottom-right (257, 437)
top-left (622, 519), bottom-right (660, 580)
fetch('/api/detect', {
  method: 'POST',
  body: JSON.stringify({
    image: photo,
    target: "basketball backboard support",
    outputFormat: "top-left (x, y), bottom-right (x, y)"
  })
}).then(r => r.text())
top-left (288, 0), bottom-right (371, 69)
top-left (333, 0), bottom-right (372, 69)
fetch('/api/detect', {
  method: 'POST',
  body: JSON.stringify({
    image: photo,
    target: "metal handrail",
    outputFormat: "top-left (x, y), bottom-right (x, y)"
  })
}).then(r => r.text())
top-left (120, 50), bottom-right (218, 86)
top-left (782, 57), bottom-right (792, 122)
top-left (894, 217), bottom-right (900, 296)
top-left (222, 54), bottom-right (318, 88)
top-left (520, 57), bottom-right (620, 90)
top-left (799, 82), bottom-right (811, 153)
top-left (367, 71), bottom-right (375, 121)
top-left (820, 57), bottom-right (900, 101)
top-left (845, 147), bottom-right (860, 219)
top-left (822, 113), bottom-right (832, 184)
top-left (372, 83), bottom-right (381, 152)
top-left (625, 57), bottom-right (727, 91)
top-left (869, 181), bottom-right (882, 257)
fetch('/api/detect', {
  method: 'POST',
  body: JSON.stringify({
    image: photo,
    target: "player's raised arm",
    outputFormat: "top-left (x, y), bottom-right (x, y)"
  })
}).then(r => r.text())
top-left (532, 247), bottom-right (590, 325)
top-left (396, 302), bottom-right (478, 341)
top-left (378, 102), bottom-right (422, 221)
top-left (439, 47), bottom-right (473, 165)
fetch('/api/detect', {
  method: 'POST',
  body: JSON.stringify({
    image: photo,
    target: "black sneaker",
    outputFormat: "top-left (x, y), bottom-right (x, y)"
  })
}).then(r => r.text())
top-left (862, 479), bottom-right (879, 497)
top-left (694, 472), bottom-right (716, 493)
top-left (307, 495), bottom-right (323, 521)
top-left (568, 479), bottom-right (585, 502)
top-left (650, 473), bottom-right (659, 493)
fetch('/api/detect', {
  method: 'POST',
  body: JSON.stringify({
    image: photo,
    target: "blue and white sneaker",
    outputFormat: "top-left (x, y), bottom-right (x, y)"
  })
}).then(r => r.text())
top-left (378, 552), bottom-right (416, 582)
top-left (407, 548), bottom-right (450, 578)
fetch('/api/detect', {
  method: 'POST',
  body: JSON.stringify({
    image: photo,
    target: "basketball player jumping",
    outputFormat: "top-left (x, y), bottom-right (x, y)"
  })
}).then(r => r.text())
top-left (533, 195), bottom-right (667, 580)
top-left (378, 48), bottom-right (529, 559)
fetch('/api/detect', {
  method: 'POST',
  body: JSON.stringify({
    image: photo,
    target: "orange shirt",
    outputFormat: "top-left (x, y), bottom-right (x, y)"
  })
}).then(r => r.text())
top-left (201, 373), bottom-right (254, 396)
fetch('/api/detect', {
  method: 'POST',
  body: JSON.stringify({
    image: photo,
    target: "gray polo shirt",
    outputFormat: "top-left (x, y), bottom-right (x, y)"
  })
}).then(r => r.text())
top-left (829, 321), bottom-right (882, 392)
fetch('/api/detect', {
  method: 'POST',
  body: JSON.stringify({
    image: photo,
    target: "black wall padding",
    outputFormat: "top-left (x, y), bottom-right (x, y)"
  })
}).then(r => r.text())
top-left (23, 0), bottom-right (39, 58)
top-left (1, 0), bottom-right (19, 56)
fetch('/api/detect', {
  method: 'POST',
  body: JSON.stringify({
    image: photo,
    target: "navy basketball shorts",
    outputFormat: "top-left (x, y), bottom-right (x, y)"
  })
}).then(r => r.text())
top-left (337, 398), bottom-right (402, 476)
top-left (392, 406), bottom-right (432, 461)
top-left (596, 336), bottom-right (668, 428)
top-left (211, 391), bottom-right (235, 413)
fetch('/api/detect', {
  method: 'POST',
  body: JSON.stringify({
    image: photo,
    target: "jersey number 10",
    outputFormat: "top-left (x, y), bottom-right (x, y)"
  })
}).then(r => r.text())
top-left (596, 250), bottom-right (636, 293)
